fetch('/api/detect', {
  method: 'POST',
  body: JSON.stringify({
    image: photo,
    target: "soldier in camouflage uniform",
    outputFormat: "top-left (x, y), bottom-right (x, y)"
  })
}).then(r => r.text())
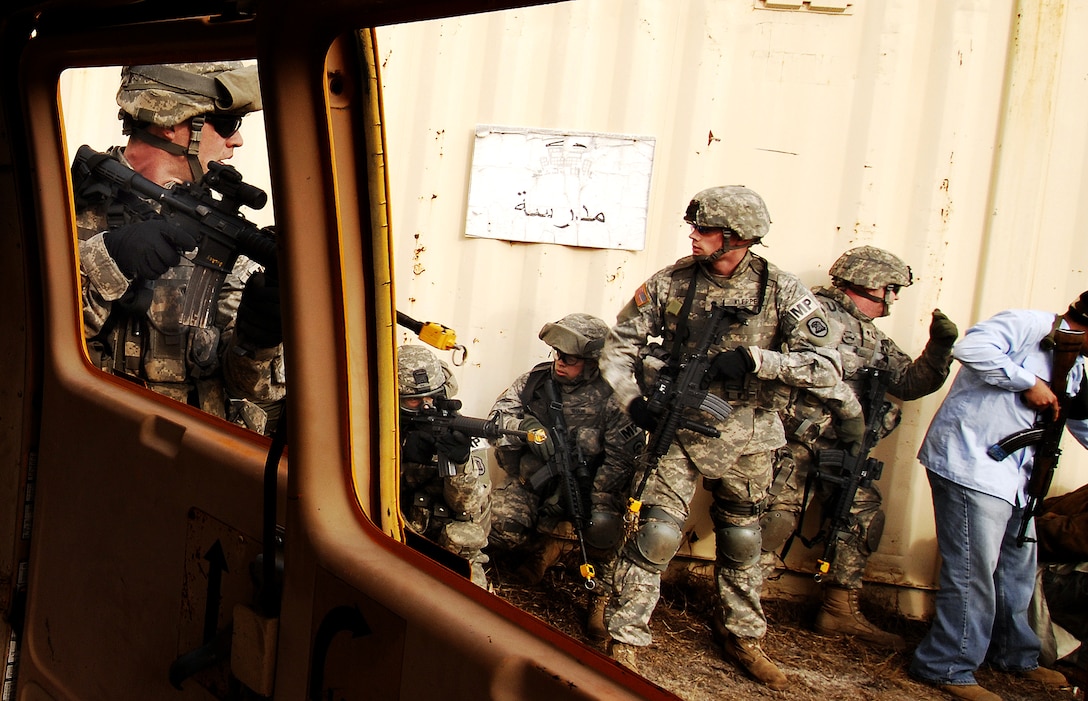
top-left (74, 62), bottom-right (284, 434)
top-left (759, 246), bottom-right (958, 651)
top-left (399, 345), bottom-right (492, 589)
top-left (599, 186), bottom-right (863, 689)
top-left (487, 313), bottom-right (644, 640)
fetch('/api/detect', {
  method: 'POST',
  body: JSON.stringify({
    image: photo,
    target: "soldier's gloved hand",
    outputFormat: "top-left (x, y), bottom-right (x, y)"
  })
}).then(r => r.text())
top-left (235, 272), bottom-right (283, 348)
top-left (436, 429), bottom-right (472, 465)
top-left (928, 309), bottom-right (959, 350)
top-left (627, 397), bottom-right (660, 433)
top-left (402, 431), bottom-right (437, 464)
top-left (708, 347), bottom-right (756, 385)
top-left (103, 215), bottom-right (198, 280)
top-left (519, 416), bottom-right (555, 461)
top-left (837, 415), bottom-right (866, 456)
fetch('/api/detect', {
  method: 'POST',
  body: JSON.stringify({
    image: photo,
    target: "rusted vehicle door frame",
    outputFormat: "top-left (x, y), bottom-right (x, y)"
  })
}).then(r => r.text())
top-left (0, 0), bottom-right (676, 698)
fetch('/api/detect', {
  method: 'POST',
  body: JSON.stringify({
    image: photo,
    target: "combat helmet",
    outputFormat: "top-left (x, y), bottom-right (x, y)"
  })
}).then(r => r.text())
top-left (538, 313), bottom-right (609, 360)
top-left (398, 344), bottom-right (457, 399)
top-left (829, 246), bottom-right (913, 316)
top-left (684, 186), bottom-right (770, 262)
top-left (117, 62), bottom-right (262, 181)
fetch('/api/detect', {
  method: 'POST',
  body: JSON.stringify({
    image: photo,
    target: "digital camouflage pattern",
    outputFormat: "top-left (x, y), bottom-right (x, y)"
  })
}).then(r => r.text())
top-left (600, 250), bottom-right (858, 646)
top-left (76, 147), bottom-right (284, 433)
top-left (117, 62), bottom-right (262, 127)
top-left (683, 186), bottom-right (770, 241)
top-left (538, 313), bottom-right (610, 359)
top-left (762, 285), bottom-right (954, 588)
top-left (488, 360), bottom-right (644, 559)
top-left (398, 345), bottom-right (490, 588)
top-left (828, 245), bottom-right (913, 290)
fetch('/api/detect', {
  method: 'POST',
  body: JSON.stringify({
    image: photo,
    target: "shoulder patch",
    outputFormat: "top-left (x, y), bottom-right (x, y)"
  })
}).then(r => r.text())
top-left (634, 284), bottom-right (652, 310)
top-left (784, 294), bottom-right (819, 324)
top-left (806, 316), bottom-right (829, 338)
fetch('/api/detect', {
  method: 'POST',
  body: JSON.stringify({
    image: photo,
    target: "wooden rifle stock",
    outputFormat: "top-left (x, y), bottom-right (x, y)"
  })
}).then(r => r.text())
top-left (988, 327), bottom-right (1083, 546)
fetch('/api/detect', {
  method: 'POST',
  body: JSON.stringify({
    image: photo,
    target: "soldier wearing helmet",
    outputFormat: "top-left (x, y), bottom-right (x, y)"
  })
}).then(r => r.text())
top-left (760, 245), bottom-right (958, 651)
top-left (74, 61), bottom-right (282, 435)
top-left (397, 345), bottom-right (491, 589)
top-left (598, 186), bottom-right (861, 688)
top-left (487, 313), bottom-right (644, 640)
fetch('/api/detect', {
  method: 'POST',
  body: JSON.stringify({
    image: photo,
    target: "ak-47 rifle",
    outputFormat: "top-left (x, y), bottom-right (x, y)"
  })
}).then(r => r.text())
top-left (405, 398), bottom-right (546, 477)
top-left (626, 303), bottom-right (737, 523)
top-left (542, 377), bottom-right (597, 589)
top-left (987, 327), bottom-right (1084, 547)
top-left (396, 311), bottom-right (468, 365)
top-left (811, 367), bottom-right (893, 581)
top-left (72, 145), bottom-right (276, 328)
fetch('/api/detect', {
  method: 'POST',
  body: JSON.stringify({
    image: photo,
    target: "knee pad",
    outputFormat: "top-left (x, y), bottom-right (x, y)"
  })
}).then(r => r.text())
top-left (585, 510), bottom-right (624, 551)
top-left (715, 524), bottom-right (762, 568)
top-left (864, 508), bottom-right (886, 554)
top-left (626, 506), bottom-right (684, 573)
top-left (759, 509), bottom-right (798, 553)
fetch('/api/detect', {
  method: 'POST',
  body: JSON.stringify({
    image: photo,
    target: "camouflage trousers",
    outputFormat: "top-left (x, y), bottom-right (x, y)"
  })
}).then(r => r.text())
top-left (606, 445), bottom-right (774, 645)
top-left (759, 440), bottom-right (883, 589)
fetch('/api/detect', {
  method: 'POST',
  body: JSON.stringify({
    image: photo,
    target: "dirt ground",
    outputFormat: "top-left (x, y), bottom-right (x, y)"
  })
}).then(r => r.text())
top-left (489, 553), bottom-right (1085, 701)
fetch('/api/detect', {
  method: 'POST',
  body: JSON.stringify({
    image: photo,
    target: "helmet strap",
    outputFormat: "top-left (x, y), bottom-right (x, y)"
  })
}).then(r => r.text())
top-left (704, 238), bottom-right (754, 264)
top-left (185, 115), bottom-right (207, 182)
top-left (847, 284), bottom-right (892, 317)
top-left (128, 117), bottom-right (206, 183)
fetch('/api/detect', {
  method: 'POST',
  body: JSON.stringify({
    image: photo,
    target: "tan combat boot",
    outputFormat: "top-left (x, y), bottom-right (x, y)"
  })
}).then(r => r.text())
top-left (515, 537), bottom-right (565, 585)
top-left (608, 640), bottom-right (640, 673)
top-left (586, 594), bottom-right (609, 642)
top-left (815, 585), bottom-right (908, 652)
top-left (936, 683), bottom-right (1002, 701)
top-left (722, 635), bottom-right (789, 690)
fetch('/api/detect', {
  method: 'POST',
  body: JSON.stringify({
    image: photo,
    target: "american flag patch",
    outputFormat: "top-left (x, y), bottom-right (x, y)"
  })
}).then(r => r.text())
top-left (633, 284), bottom-right (651, 309)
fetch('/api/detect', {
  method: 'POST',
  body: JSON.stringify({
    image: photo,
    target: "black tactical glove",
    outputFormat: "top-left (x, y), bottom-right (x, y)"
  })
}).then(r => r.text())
top-left (436, 429), bottom-right (472, 465)
top-left (837, 415), bottom-right (866, 456)
top-left (929, 308), bottom-right (959, 350)
top-left (628, 397), bottom-right (660, 433)
top-left (103, 215), bottom-right (198, 280)
top-left (519, 416), bottom-right (555, 460)
top-left (709, 346), bottom-right (756, 384)
top-left (235, 272), bottom-right (283, 348)
top-left (402, 431), bottom-right (437, 465)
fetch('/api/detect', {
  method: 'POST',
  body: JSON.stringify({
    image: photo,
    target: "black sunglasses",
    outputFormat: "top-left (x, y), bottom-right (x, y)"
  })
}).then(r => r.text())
top-left (552, 348), bottom-right (585, 364)
top-left (204, 113), bottom-right (244, 137)
top-left (691, 224), bottom-right (739, 238)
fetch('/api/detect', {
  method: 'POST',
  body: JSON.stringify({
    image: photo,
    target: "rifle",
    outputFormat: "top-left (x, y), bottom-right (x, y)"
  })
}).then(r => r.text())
top-left (811, 367), bottom-right (893, 581)
top-left (404, 398), bottom-right (546, 477)
top-left (72, 145), bottom-right (276, 328)
top-left (542, 377), bottom-right (597, 589)
top-left (626, 303), bottom-right (737, 522)
top-left (987, 327), bottom-right (1084, 547)
top-left (396, 311), bottom-right (468, 365)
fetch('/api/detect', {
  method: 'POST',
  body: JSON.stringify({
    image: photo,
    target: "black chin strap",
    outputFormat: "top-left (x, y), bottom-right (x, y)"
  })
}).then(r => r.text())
top-left (128, 117), bottom-right (206, 182)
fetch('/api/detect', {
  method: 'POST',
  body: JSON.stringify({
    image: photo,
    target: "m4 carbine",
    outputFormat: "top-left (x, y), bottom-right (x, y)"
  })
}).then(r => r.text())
top-left (73, 144), bottom-right (276, 328)
top-left (405, 398), bottom-right (546, 477)
top-left (811, 367), bottom-right (892, 580)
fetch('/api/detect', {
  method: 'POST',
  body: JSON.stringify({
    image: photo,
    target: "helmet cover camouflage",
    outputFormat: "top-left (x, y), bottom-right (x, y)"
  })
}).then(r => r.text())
top-left (683, 186), bottom-right (770, 241)
top-left (829, 246), bottom-right (913, 289)
top-left (398, 344), bottom-right (456, 398)
top-left (538, 313), bottom-right (609, 359)
top-left (117, 61), bottom-right (262, 128)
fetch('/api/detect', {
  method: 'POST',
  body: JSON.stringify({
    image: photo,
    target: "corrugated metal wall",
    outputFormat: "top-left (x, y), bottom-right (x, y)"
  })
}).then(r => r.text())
top-left (58, 0), bottom-right (1088, 615)
top-left (374, 0), bottom-right (1088, 613)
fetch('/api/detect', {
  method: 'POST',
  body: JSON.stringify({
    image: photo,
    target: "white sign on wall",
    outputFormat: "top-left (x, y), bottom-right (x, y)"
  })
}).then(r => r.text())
top-left (465, 125), bottom-right (654, 250)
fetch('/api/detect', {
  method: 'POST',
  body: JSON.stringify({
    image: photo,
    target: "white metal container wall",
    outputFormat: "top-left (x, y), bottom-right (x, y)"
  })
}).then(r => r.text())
top-left (376, 0), bottom-right (1088, 613)
top-left (55, 0), bottom-right (1088, 616)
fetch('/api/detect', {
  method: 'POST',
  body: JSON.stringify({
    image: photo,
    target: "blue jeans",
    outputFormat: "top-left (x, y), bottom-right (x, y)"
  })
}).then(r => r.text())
top-left (910, 470), bottom-right (1041, 685)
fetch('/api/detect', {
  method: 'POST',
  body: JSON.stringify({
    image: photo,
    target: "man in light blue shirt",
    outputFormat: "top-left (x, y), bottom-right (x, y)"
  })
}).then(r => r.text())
top-left (910, 292), bottom-right (1088, 701)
